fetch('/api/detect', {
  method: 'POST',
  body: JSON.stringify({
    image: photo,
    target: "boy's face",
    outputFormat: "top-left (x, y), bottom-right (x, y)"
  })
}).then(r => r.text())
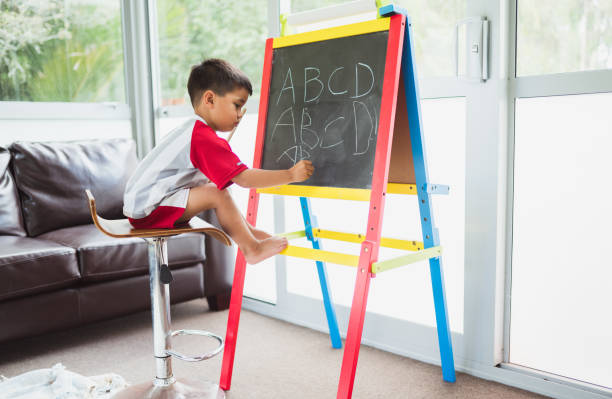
top-left (199, 87), bottom-right (249, 132)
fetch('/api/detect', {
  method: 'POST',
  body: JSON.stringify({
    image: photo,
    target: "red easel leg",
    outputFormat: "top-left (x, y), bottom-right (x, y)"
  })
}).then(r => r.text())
top-left (219, 189), bottom-right (259, 390)
top-left (219, 250), bottom-right (247, 390)
top-left (337, 242), bottom-right (374, 399)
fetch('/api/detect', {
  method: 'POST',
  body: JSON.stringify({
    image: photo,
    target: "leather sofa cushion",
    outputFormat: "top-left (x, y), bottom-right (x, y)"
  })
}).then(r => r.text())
top-left (9, 139), bottom-right (138, 236)
top-left (0, 236), bottom-right (79, 302)
top-left (0, 148), bottom-right (26, 236)
top-left (0, 289), bottom-right (80, 343)
top-left (78, 264), bottom-right (204, 324)
top-left (39, 224), bottom-right (206, 282)
top-left (0, 266), bottom-right (203, 343)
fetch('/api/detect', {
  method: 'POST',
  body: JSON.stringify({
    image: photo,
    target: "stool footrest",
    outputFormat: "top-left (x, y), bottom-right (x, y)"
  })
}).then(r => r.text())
top-left (165, 329), bottom-right (224, 362)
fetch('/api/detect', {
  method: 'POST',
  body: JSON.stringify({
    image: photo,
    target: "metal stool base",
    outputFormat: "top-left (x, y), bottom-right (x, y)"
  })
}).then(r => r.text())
top-left (111, 378), bottom-right (225, 399)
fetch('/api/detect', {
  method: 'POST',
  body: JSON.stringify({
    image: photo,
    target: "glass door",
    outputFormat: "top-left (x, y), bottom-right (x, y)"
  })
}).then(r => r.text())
top-left (507, 0), bottom-right (612, 390)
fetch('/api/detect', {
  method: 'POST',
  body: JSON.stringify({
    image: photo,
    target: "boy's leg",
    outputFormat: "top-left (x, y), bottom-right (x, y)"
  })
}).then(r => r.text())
top-left (242, 215), bottom-right (272, 240)
top-left (177, 183), bottom-right (286, 264)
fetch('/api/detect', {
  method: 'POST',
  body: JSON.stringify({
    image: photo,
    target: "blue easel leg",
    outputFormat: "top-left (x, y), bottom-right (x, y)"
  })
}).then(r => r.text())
top-left (299, 197), bottom-right (342, 349)
top-left (390, 5), bottom-right (456, 382)
top-left (429, 256), bottom-right (456, 382)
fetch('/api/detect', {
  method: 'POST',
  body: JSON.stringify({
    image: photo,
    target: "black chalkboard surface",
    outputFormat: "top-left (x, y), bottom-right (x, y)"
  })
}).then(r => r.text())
top-left (260, 31), bottom-right (389, 189)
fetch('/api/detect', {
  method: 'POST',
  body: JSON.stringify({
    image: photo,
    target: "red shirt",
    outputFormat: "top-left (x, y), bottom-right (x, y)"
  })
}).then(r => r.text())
top-left (190, 120), bottom-right (248, 190)
top-left (125, 117), bottom-right (247, 229)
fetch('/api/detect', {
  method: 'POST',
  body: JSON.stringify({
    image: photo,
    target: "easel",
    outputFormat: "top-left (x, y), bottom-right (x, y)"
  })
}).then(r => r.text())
top-left (220, 5), bottom-right (456, 398)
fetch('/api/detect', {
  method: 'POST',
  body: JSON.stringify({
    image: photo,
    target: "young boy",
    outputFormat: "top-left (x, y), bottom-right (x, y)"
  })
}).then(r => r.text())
top-left (123, 59), bottom-right (314, 264)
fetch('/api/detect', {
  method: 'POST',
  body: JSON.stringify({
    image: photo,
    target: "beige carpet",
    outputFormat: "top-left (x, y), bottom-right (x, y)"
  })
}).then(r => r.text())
top-left (0, 299), bottom-right (547, 398)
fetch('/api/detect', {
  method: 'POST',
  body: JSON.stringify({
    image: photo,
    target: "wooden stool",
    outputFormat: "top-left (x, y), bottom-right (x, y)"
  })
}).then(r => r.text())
top-left (86, 190), bottom-right (231, 399)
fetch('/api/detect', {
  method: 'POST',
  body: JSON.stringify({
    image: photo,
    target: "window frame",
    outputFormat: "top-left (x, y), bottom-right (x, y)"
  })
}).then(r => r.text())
top-left (0, 0), bottom-right (131, 121)
top-left (0, 101), bottom-right (130, 120)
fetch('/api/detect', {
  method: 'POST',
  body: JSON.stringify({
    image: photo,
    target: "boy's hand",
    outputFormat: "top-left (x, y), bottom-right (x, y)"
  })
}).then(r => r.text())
top-left (289, 160), bottom-right (314, 183)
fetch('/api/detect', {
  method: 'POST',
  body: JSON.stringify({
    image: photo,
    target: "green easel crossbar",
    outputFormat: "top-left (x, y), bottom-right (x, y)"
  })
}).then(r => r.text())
top-left (372, 246), bottom-right (442, 273)
top-left (279, 230), bottom-right (307, 240)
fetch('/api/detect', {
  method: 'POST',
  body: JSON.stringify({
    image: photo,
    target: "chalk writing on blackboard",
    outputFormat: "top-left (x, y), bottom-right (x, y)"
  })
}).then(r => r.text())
top-left (261, 31), bottom-right (389, 189)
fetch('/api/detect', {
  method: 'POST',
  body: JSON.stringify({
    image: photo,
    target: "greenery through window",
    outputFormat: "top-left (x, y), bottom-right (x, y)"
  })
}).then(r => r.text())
top-left (289, 0), bottom-right (347, 13)
top-left (517, 0), bottom-right (612, 76)
top-left (156, 0), bottom-right (267, 106)
top-left (0, 0), bottom-right (125, 102)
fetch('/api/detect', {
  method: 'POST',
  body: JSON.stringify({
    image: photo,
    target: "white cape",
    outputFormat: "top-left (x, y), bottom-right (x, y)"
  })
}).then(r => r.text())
top-left (0, 363), bottom-right (127, 399)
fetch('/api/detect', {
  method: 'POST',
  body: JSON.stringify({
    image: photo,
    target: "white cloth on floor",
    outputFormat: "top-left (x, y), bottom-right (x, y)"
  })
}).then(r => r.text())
top-left (0, 363), bottom-right (127, 399)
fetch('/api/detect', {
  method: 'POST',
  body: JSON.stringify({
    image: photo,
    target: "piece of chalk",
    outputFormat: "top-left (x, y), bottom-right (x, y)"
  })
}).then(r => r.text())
top-left (227, 108), bottom-right (247, 142)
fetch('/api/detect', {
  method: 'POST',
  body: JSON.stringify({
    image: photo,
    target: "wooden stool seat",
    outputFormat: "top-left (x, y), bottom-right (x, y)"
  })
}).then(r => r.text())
top-left (85, 189), bottom-right (231, 245)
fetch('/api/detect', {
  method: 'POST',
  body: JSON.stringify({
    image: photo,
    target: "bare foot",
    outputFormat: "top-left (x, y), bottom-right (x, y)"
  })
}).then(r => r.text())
top-left (242, 236), bottom-right (288, 264)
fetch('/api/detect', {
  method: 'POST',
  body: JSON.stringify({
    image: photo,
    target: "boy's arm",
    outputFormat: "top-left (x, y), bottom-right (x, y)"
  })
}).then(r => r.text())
top-left (232, 160), bottom-right (314, 189)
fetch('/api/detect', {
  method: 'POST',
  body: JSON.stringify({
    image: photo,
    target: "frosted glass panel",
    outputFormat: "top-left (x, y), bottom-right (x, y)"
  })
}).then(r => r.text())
top-left (511, 93), bottom-right (612, 388)
top-left (286, 97), bottom-right (465, 331)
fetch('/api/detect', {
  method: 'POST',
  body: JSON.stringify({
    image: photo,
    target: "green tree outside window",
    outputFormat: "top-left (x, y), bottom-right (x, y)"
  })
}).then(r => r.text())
top-left (156, 0), bottom-right (267, 105)
top-left (0, 0), bottom-right (125, 102)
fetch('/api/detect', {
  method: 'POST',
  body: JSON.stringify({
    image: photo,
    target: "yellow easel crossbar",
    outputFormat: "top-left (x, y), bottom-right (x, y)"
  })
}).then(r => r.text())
top-left (258, 185), bottom-right (370, 201)
top-left (278, 229), bottom-right (423, 251)
top-left (277, 243), bottom-right (440, 270)
top-left (272, 17), bottom-right (390, 48)
top-left (276, 232), bottom-right (439, 269)
top-left (313, 229), bottom-right (423, 251)
top-left (257, 183), bottom-right (417, 201)
top-left (372, 246), bottom-right (443, 274)
top-left (280, 245), bottom-right (360, 267)
top-left (387, 183), bottom-right (417, 195)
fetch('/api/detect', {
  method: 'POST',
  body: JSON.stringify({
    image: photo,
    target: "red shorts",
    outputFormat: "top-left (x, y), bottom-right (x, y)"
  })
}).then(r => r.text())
top-left (128, 206), bottom-right (186, 229)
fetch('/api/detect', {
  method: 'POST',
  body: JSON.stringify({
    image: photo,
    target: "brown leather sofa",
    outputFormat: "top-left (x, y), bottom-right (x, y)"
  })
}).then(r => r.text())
top-left (0, 138), bottom-right (233, 343)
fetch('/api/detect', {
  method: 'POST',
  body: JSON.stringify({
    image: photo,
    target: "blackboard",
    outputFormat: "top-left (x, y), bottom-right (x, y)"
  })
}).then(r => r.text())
top-left (260, 31), bottom-right (389, 189)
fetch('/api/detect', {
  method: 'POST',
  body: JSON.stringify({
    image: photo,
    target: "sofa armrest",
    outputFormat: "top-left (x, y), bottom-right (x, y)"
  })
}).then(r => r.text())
top-left (198, 208), bottom-right (235, 310)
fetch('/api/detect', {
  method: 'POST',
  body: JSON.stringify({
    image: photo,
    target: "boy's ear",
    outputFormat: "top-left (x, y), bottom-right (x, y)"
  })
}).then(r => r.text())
top-left (202, 90), bottom-right (215, 106)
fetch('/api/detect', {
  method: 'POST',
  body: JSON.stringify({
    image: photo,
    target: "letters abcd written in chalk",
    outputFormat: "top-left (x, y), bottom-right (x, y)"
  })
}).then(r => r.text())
top-left (260, 31), bottom-right (389, 190)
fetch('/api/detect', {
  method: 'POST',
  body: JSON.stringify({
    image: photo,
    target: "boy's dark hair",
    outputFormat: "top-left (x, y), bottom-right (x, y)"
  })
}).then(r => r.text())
top-left (187, 59), bottom-right (253, 107)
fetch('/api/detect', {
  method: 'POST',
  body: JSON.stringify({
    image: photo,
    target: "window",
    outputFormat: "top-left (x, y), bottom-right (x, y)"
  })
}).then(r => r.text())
top-left (289, 0), bottom-right (466, 78)
top-left (289, 0), bottom-right (347, 13)
top-left (156, 0), bottom-right (267, 106)
top-left (517, 0), bottom-right (612, 76)
top-left (395, 0), bottom-right (465, 77)
top-left (0, 0), bottom-right (125, 102)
